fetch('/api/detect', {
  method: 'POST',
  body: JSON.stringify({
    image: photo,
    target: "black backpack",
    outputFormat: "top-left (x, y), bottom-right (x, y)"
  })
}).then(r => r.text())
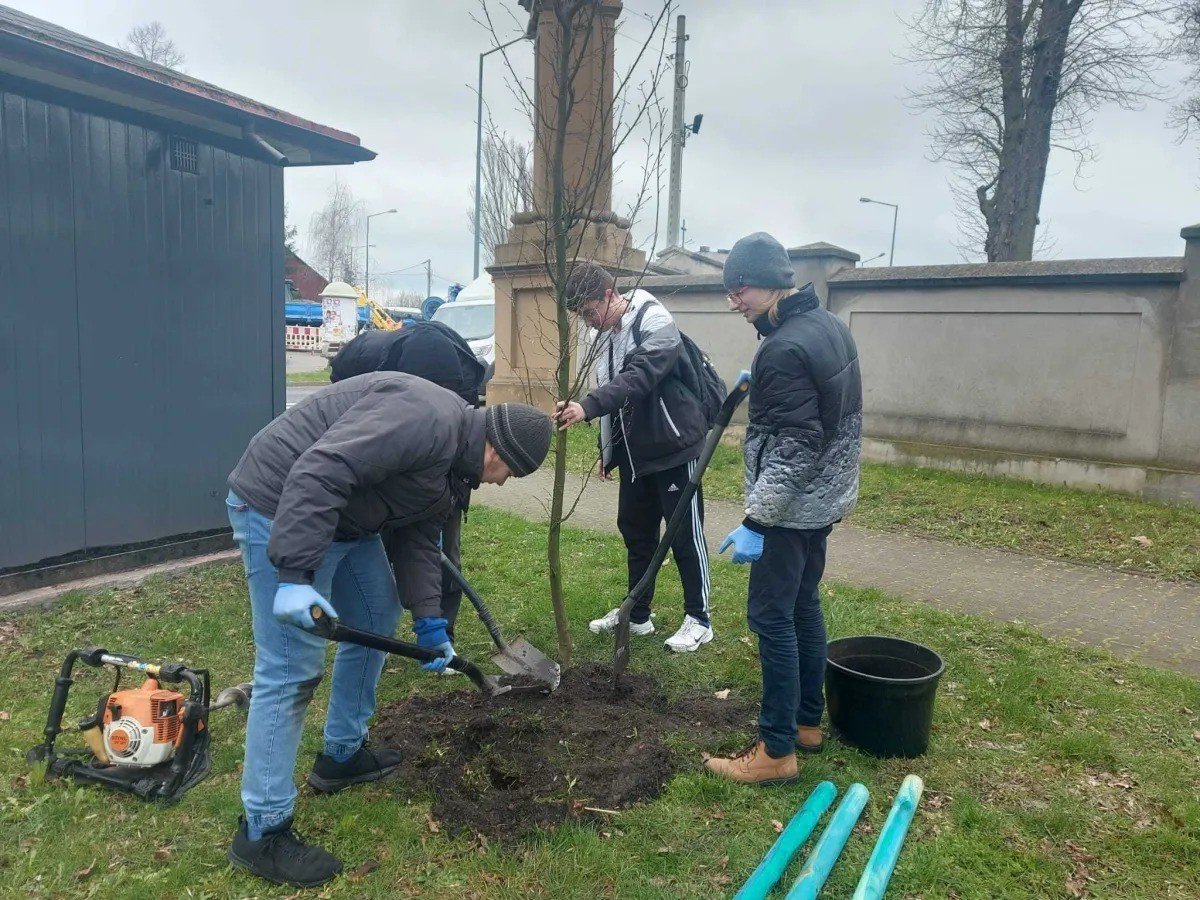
top-left (329, 321), bottom-right (485, 407)
top-left (631, 299), bottom-right (726, 428)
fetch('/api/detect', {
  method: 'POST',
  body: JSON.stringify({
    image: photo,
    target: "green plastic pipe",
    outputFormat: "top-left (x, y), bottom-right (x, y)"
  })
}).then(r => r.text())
top-left (733, 781), bottom-right (838, 900)
top-left (852, 775), bottom-right (924, 900)
top-left (784, 782), bottom-right (870, 900)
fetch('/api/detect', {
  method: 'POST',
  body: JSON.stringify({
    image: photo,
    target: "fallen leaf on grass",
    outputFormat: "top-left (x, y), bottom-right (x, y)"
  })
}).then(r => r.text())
top-left (1193, 731), bottom-right (1200, 742)
top-left (738, 636), bottom-right (752, 646)
top-left (348, 859), bottom-right (379, 879)
top-left (153, 846), bottom-right (172, 861)
top-left (425, 813), bottom-right (441, 833)
top-left (977, 718), bottom-right (994, 731)
top-left (925, 791), bottom-right (951, 810)
top-left (714, 689), bottom-right (731, 700)
top-left (74, 863), bottom-right (96, 880)
top-left (1130, 535), bottom-right (1153, 548)
top-left (0, 711), bottom-right (10, 721)
top-left (772, 820), bottom-right (784, 834)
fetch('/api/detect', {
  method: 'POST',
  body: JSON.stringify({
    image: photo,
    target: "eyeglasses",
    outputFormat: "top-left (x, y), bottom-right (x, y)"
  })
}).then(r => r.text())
top-left (727, 286), bottom-right (749, 303)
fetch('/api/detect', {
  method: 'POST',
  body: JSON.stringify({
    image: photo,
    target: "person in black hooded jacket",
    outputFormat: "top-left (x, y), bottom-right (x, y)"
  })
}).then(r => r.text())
top-left (330, 321), bottom-right (485, 643)
top-left (706, 232), bottom-right (862, 788)
top-left (554, 262), bottom-right (716, 655)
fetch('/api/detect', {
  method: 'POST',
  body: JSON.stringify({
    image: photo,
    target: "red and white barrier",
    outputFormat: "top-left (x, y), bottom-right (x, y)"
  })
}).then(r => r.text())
top-left (285, 325), bottom-right (322, 352)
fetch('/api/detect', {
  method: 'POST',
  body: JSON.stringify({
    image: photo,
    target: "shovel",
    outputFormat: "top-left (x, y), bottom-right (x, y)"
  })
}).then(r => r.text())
top-left (612, 370), bottom-right (752, 685)
top-left (441, 554), bottom-right (561, 690)
top-left (306, 606), bottom-right (540, 698)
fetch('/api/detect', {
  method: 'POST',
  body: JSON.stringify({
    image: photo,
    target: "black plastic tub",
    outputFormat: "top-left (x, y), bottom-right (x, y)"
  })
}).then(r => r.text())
top-left (825, 635), bottom-right (945, 758)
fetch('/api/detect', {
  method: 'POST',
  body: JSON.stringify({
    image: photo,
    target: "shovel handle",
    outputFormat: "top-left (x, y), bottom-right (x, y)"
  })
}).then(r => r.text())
top-left (308, 606), bottom-right (492, 693)
top-left (441, 554), bottom-right (508, 652)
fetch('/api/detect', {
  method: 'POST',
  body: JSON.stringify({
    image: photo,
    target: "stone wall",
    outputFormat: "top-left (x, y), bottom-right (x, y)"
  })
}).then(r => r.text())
top-left (627, 227), bottom-right (1200, 505)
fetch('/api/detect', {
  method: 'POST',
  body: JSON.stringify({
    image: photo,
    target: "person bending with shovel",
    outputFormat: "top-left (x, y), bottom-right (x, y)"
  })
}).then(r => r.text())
top-left (555, 262), bottom-right (716, 654)
top-left (706, 232), bottom-right (862, 786)
top-left (330, 320), bottom-right (486, 662)
top-left (224, 372), bottom-right (551, 887)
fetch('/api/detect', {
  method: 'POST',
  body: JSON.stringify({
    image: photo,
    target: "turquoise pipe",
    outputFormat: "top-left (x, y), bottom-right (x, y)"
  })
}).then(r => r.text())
top-left (733, 781), bottom-right (838, 900)
top-left (852, 775), bottom-right (924, 900)
top-left (784, 782), bottom-right (870, 900)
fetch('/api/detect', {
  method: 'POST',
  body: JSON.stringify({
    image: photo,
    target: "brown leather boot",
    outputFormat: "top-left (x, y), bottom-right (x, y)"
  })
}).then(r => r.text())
top-left (704, 740), bottom-right (798, 786)
top-left (796, 725), bottom-right (824, 754)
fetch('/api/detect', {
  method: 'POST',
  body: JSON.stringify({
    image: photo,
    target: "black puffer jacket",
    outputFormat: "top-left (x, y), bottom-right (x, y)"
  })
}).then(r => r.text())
top-left (579, 291), bottom-right (707, 478)
top-left (743, 284), bottom-right (862, 532)
top-left (227, 373), bottom-right (483, 617)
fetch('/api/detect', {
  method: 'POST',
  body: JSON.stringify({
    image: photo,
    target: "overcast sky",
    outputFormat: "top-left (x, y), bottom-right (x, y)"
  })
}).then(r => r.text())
top-left (18, 0), bottom-right (1200, 294)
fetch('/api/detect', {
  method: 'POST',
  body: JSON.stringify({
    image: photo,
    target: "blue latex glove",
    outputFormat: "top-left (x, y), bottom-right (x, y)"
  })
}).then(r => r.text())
top-left (413, 616), bottom-right (456, 673)
top-left (273, 583), bottom-right (335, 629)
top-left (718, 525), bottom-right (765, 565)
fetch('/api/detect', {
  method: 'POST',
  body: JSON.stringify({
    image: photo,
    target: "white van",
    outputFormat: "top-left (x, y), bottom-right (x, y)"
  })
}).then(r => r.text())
top-left (434, 273), bottom-right (496, 388)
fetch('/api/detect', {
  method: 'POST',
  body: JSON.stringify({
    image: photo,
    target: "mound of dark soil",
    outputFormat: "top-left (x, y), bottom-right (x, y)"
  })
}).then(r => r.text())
top-left (372, 663), bottom-right (753, 841)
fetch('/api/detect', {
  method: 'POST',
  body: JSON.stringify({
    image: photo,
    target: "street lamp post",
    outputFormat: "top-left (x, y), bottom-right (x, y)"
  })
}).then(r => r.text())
top-left (859, 252), bottom-right (886, 267)
top-left (474, 34), bottom-right (531, 280)
top-left (365, 208), bottom-right (397, 299)
top-left (859, 197), bottom-right (899, 266)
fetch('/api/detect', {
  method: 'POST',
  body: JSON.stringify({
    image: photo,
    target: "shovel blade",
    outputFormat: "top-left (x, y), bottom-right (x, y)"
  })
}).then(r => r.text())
top-left (492, 637), bottom-right (561, 690)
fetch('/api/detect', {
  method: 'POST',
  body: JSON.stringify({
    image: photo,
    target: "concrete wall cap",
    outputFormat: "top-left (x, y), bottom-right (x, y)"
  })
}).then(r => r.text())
top-left (829, 256), bottom-right (1185, 288)
top-left (787, 242), bottom-right (860, 261)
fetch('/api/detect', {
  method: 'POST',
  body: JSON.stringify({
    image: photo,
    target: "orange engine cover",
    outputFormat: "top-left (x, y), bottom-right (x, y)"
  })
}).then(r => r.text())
top-left (101, 678), bottom-right (186, 766)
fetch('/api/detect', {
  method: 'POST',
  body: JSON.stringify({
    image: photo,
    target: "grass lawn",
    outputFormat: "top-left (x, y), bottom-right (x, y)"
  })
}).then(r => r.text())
top-left (2, 508), bottom-right (1197, 898)
top-left (562, 427), bottom-right (1200, 581)
top-left (286, 367), bottom-right (331, 385)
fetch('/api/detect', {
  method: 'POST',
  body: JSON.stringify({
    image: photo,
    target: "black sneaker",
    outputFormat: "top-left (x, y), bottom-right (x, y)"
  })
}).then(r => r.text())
top-left (227, 816), bottom-right (342, 887)
top-left (307, 744), bottom-right (402, 793)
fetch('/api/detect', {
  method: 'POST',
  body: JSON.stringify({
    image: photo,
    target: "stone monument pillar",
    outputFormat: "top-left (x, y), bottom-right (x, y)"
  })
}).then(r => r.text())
top-left (487, 0), bottom-right (646, 407)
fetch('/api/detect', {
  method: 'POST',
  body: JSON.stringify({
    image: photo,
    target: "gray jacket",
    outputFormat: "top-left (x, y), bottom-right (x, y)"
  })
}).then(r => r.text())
top-left (743, 286), bottom-right (863, 532)
top-left (228, 372), bottom-right (484, 617)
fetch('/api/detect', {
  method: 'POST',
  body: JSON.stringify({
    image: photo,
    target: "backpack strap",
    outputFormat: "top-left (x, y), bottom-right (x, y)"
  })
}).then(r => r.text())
top-left (629, 297), bottom-right (658, 346)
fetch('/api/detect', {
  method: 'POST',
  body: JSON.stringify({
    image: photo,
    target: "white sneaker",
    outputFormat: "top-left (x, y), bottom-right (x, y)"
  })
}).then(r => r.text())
top-left (664, 615), bottom-right (714, 653)
top-left (588, 608), bottom-right (655, 635)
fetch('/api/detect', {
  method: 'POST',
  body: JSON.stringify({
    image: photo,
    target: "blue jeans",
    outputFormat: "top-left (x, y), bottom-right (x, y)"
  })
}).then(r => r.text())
top-left (226, 491), bottom-right (402, 836)
top-left (746, 525), bottom-right (832, 757)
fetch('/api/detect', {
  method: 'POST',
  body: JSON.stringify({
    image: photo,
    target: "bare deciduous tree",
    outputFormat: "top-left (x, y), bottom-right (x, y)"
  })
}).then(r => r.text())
top-left (907, 1), bottom-right (1177, 261)
top-left (308, 176), bottom-right (365, 284)
top-left (119, 21), bottom-right (185, 70)
top-left (480, 0), bottom-right (676, 665)
top-left (1172, 3), bottom-right (1200, 145)
top-left (468, 130), bottom-right (533, 264)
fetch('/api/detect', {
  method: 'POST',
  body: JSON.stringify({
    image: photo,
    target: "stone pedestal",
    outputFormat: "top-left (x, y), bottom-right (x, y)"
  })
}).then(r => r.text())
top-left (488, 0), bottom-right (645, 409)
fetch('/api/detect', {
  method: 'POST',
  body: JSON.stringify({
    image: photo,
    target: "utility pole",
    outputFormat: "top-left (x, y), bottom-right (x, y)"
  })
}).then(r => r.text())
top-left (425, 259), bottom-right (432, 299)
top-left (666, 15), bottom-right (687, 249)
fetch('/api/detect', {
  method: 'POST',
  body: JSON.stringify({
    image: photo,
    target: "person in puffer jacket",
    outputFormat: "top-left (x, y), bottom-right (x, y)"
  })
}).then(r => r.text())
top-left (707, 232), bottom-right (863, 787)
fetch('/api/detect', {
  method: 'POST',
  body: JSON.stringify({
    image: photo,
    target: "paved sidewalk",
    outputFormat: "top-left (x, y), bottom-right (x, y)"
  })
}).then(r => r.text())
top-left (477, 470), bottom-right (1200, 677)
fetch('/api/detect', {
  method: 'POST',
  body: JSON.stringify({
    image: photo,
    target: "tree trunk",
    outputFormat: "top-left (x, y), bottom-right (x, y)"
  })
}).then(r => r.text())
top-left (545, 7), bottom-right (577, 669)
top-left (982, 0), bottom-right (1079, 261)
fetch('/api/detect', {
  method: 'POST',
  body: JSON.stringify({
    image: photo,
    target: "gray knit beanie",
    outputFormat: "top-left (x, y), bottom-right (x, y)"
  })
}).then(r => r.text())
top-left (722, 232), bottom-right (795, 292)
top-left (485, 403), bottom-right (552, 477)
